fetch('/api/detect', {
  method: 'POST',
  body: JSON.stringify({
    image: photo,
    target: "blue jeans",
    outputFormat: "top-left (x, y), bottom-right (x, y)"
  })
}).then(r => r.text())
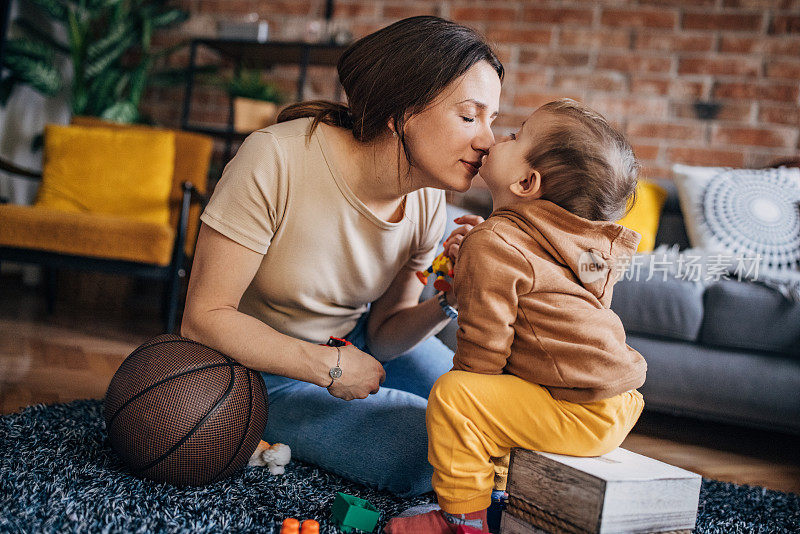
top-left (260, 312), bottom-right (454, 496)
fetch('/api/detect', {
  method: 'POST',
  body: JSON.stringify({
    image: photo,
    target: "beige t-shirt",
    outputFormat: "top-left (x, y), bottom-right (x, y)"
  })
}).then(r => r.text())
top-left (200, 117), bottom-right (446, 343)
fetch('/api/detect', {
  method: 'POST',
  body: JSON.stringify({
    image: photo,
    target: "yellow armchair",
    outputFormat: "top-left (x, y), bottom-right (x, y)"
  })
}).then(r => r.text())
top-left (0, 118), bottom-right (213, 333)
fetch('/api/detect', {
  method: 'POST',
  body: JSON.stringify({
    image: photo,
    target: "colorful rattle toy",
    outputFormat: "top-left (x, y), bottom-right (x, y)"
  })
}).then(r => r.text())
top-left (416, 251), bottom-right (454, 292)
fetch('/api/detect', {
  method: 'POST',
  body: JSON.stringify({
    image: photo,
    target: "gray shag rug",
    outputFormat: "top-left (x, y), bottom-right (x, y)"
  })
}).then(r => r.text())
top-left (1, 400), bottom-right (799, 533)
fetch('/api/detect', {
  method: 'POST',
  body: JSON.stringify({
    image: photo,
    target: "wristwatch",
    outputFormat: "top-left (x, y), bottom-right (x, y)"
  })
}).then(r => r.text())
top-left (327, 346), bottom-right (342, 388)
top-left (438, 291), bottom-right (458, 320)
top-left (324, 337), bottom-right (348, 388)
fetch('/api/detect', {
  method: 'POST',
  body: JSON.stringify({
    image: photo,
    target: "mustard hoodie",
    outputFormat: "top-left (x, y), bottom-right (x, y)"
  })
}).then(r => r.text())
top-left (452, 198), bottom-right (647, 403)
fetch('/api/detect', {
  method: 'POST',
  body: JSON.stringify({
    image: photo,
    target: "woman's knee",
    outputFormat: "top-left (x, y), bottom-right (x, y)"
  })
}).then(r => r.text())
top-left (372, 405), bottom-right (434, 496)
top-left (382, 447), bottom-right (434, 497)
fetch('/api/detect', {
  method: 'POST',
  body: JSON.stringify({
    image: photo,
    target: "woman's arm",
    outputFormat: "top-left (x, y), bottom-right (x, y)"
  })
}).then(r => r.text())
top-left (365, 214), bottom-right (486, 362)
top-left (182, 224), bottom-right (385, 400)
top-left (365, 265), bottom-right (454, 362)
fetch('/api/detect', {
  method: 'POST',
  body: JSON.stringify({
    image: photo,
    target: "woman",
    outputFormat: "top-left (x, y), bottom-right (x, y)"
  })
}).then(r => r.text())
top-left (181, 16), bottom-right (502, 496)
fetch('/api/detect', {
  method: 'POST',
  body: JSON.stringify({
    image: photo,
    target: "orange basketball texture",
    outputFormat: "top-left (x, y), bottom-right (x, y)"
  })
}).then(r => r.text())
top-left (104, 334), bottom-right (268, 486)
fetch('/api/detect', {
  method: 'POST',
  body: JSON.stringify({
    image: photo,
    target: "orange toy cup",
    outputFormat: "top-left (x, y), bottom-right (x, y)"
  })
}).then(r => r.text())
top-left (280, 517), bottom-right (300, 534)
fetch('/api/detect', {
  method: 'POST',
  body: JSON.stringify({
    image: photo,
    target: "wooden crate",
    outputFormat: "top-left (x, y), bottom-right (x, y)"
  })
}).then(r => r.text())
top-left (500, 448), bottom-right (701, 534)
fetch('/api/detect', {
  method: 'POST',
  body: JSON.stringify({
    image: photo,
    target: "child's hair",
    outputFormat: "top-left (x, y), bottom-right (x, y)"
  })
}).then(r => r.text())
top-left (526, 99), bottom-right (638, 222)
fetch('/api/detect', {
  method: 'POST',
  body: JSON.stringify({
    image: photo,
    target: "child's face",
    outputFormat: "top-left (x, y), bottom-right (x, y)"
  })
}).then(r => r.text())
top-left (480, 109), bottom-right (555, 206)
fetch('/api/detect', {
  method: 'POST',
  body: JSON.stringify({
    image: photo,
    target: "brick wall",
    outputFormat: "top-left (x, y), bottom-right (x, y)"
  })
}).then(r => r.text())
top-left (145, 0), bottom-right (800, 182)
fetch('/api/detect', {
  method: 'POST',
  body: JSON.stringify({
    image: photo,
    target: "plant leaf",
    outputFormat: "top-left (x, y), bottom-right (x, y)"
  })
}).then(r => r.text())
top-left (86, 0), bottom-right (124, 10)
top-left (85, 33), bottom-right (134, 78)
top-left (151, 9), bottom-right (188, 29)
top-left (2, 54), bottom-right (62, 95)
top-left (141, 16), bottom-right (152, 52)
top-left (66, 6), bottom-right (84, 68)
top-left (86, 67), bottom-right (122, 114)
top-left (3, 39), bottom-right (53, 62)
top-left (72, 86), bottom-right (88, 115)
top-left (114, 71), bottom-right (131, 99)
top-left (13, 18), bottom-right (70, 54)
top-left (229, 69), bottom-right (284, 103)
top-left (28, 0), bottom-right (68, 21)
top-left (128, 61), bottom-right (150, 105)
top-left (86, 18), bottom-right (130, 62)
top-left (100, 101), bottom-right (138, 123)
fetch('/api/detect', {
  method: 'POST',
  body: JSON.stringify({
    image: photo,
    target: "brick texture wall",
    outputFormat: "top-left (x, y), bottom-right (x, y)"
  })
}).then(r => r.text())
top-left (145, 0), bottom-right (800, 183)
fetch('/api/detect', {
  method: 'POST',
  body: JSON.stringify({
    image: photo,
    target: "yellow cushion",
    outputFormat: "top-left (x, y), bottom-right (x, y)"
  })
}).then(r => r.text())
top-left (0, 204), bottom-right (175, 266)
top-left (35, 124), bottom-right (175, 225)
top-left (616, 180), bottom-right (668, 253)
top-left (69, 116), bottom-right (213, 257)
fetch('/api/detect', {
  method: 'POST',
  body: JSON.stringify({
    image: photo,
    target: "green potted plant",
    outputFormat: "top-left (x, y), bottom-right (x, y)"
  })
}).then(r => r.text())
top-left (228, 69), bottom-right (285, 133)
top-left (0, 0), bottom-right (189, 125)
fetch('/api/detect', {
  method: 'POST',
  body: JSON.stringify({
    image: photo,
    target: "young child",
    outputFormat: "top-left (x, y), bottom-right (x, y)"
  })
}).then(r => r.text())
top-left (385, 99), bottom-right (647, 533)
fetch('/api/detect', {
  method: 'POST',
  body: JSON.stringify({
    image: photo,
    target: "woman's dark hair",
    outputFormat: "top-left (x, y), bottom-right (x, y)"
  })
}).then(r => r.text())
top-left (277, 16), bottom-right (503, 166)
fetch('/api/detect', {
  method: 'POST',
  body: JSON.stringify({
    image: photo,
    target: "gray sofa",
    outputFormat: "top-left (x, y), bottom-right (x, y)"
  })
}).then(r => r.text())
top-left (431, 183), bottom-right (800, 435)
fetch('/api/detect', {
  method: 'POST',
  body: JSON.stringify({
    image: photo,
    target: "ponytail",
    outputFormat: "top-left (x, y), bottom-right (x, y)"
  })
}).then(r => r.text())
top-left (277, 100), bottom-right (355, 137)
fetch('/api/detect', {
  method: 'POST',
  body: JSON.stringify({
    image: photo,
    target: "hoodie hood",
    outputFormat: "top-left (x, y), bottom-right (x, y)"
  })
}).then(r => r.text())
top-left (491, 199), bottom-right (641, 303)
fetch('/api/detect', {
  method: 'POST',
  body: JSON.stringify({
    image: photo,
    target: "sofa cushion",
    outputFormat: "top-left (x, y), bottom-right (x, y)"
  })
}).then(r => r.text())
top-left (672, 164), bottom-right (800, 271)
top-left (616, 180), bottom-right (667, 253)
top-left (0, 204), bottom-right (175, 266)
top-left (627, 334), bottom-right (800, 434)
top-left (700, 279), bottom-right (800, 356)
top-left (611, 268), bottom-right (705, 342)
top-left (36, 124), bottom-right (175, 226)
top-left (70, 116), bottom-right (214, 256)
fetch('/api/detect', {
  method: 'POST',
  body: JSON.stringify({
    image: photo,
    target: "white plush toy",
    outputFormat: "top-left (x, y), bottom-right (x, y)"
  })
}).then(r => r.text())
top-left (248, 440), bottom-right (292, 475)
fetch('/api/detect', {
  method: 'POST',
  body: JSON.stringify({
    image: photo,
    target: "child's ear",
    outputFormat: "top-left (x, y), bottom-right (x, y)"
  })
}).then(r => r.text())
top-left (509, 169), bottom-right (542, 199)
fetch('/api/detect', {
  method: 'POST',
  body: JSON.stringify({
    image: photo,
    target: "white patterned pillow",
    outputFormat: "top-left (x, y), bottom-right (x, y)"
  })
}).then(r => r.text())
top-left (672, 164), bottom-right (800, 271)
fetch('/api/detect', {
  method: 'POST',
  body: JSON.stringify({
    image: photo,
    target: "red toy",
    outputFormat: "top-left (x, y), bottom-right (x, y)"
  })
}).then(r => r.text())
top-left (324, 337), bottom-right (352, 348)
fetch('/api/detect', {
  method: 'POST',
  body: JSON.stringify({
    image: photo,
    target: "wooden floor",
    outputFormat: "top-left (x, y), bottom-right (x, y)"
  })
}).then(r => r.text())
top-left (1, 270), bottom-right (798, 494)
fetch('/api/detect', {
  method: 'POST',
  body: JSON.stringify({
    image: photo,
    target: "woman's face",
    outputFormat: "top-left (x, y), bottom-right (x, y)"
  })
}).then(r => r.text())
top-left (401, 60), bottom-right (502, 192)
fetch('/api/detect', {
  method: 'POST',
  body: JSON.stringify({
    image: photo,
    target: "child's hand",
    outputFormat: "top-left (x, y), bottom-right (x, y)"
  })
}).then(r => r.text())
top-left (443, 215), bottom-right (485, 261)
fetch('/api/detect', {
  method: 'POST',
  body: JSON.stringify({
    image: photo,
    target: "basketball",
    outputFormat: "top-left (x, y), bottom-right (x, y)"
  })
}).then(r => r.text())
top-left (104, 334), bottom-right (268, 486)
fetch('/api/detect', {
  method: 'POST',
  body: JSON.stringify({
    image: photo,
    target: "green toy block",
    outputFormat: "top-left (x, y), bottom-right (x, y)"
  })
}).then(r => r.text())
top-left (330, 492), bottom-right (380, 533)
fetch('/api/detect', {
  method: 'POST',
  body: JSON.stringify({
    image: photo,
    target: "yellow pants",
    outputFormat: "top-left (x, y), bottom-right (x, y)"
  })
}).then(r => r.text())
top-left (426, 370), bottom-right (645, 514)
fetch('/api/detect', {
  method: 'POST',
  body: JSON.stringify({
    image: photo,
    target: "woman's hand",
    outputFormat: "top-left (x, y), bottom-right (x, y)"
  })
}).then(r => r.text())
top-left (442, 215), bottom-right (485, 261)
top-left (326, 344), bottom-right (386, 401)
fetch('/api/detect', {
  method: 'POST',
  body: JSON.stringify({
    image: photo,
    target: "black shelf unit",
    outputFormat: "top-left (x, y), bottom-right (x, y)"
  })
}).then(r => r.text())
top-left (0, 1), bottom-right (11, 64)
top-left (180, 39), bottom-right (347, 167)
